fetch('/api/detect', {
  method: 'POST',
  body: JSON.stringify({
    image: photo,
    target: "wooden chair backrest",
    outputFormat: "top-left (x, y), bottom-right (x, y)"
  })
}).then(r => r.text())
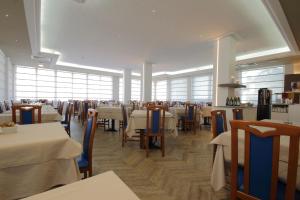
top-left (233, 108), bottom-right (243, 120)
top-left (211, 110), bottom-right (227, 138)
top-left (12, 105), bottom-right (42, 124)
top-left (146, 105), bottom-right (165, 136)
top-left (82, 109), bottom-right (98, 168)
top-left (184, 103), bottom-right (197, 121)
top-left (230, 120), bottom-right (300, 200)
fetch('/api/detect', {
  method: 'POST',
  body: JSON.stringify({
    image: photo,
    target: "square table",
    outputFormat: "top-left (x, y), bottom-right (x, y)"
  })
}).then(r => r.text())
top-left (126, 110), bottom-right (178, 138)
top-left (0, 122), bottom-right (81, 200)
top-left (23, 171), bottom-right (140, 200)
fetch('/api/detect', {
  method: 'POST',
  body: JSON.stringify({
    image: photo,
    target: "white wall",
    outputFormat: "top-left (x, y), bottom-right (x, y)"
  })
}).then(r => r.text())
top-left (0, 50), bottom-right (6, 99)
top-left (0, 49), bottom-right (14, 100)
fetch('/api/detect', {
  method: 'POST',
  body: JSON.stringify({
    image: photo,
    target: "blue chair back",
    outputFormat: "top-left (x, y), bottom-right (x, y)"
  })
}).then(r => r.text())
top-left (230, 120), bottom-right (300, 200)
top-left (188, 105), bottom-right (194, 120)
top-left (20, 107), bottom-right (34, 124)
top-left (146, 106), bottom-right (165, 135)
top-left (211, 110), bottom-right (227, 138)
top-left (233, 109), bottom-right (243, 120)
top-left (82, 110), bottom-right (98, 161)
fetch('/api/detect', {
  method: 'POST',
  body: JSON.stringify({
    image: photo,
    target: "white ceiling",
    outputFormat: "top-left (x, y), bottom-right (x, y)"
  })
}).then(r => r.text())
top-left (40, 0), bottom-right (288, 72)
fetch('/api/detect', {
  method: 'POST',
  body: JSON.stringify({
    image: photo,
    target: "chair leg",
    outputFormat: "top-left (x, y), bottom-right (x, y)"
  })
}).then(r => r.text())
top-left (145, 136), bottom-right (149, 157)
top-left (89, 168), bottom-right (93, 177)
top-left (161, 136), bottom-right (165, 157)
top-left (83, 171), bottom-right (87, 179)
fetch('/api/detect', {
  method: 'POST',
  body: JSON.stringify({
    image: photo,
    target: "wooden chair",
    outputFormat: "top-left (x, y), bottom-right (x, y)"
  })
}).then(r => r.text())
top-left (4, 100), bottom-right (10, 111)
top-left (182, 103), bottom-right (197, 133)
top-left (211, 110), bottom-right (227, 139)
top-left (77, 109), bottom-right (98, 179)
top-left (12, 105), bottom-right (42, 124)
top-left (230, 120), bottom-right (300, 200)
top-left (233, 108), bottom-right (243, 120)
top-left (73, 100), bottom-right (80, 119)
top-left (63, 103), bottom-right (73, 136)
top-left (144, 105), bottom-right (165, 157)
top-left (121, 104), bottom-right (140, 147)
top-left (81, 101), bottom-right (91, 126)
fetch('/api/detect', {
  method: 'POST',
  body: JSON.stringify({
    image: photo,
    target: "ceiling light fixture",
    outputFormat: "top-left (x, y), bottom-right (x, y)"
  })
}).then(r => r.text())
top-left (38, 64), bottom-right (44, 67)
top-left (5, 14), bottom-right (8, 18)
top-left (152, 64), bottom-right (213, 76)
top-left (57, 61), bottom-right (123, 74)
top-left (235, 46), bottom-right (290, 61)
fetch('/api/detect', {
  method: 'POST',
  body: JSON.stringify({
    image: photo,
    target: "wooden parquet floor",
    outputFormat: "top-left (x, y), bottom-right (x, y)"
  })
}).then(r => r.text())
top-left (71, 120), bottom-right (230, 200)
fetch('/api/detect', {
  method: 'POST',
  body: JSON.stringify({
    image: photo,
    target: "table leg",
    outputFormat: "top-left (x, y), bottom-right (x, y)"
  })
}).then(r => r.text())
top-left (106, 119), bottom-right (117, 132)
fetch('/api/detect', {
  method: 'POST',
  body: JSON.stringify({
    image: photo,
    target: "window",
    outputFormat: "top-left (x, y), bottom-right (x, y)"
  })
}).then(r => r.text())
top-left (131, 79), bottom-right (141, 101)
top-left (192, 75), bottom-right (213, 102)
top-left (73, 73), bottom-right (87, 100)
top-left (237, 66), bottom-right (284, 104)
top-left (15, 66), bottom-right (114, 101)
top-left (16, 66), bottom-right (37, 99)
top-left (119, 78), bottom-right (123, 102)
top-left (99, 75), bottom-right (113, 100)
top-left (170, 78), bottom-right (187, 101)
top-left (37, 68), bottom-right (55, 100)
top-left (155, 80), bottom-right (167, 101)
top-left (56, 71), bottom-right (73, 101)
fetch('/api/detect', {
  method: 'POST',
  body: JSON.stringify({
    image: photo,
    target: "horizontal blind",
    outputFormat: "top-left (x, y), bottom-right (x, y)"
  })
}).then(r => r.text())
top-left (170, 78), bottom-right (187, 101)
top-left (155, 80), bottom-right (167, 101)
top-left (192, 74), bottom-right (213, 102)
top-left (237, 66), bottom-right (284, 105)
top-left (131, 79), bottom-right (141, 101)
top-left (15, 66), bottom-right (114, 101)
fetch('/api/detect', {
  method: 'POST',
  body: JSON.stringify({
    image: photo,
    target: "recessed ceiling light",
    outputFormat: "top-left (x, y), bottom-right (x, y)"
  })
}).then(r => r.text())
top-left (151, 9), bottom-right (157, 14)
top-left (5, 14), bottom-right (8, 18)
top-left (15, 39), bottom-right (18, 43)
top-left (38, 64), bottom-right (44, 67)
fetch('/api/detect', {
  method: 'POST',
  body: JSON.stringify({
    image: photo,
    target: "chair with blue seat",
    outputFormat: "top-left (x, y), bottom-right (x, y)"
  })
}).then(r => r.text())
top-left (63, 103), bottom-right (73, 136)
top-left (77, 109), bottom-right (98, 178)
top-left (230, 120), bottom-right (300, 200)
top-left (211, 110), bottom-right (227, 139)
top-left (144, 105), bottom-right (166, 157)
top-left (121, 104), bottom-right (140, 147)
top-left (12, 105), bottom-right (42, 124)
top-left (233, 108), bottom-right (243, 120)
top-left (181, 103), bottom-right (197, 133)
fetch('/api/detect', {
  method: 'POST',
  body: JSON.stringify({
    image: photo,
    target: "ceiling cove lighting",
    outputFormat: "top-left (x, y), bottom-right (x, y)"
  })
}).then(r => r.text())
top-left (152, 65), bottom-right (213, 76)
top-left (56, 61), bottom-right (123, 74)
top-left (235, 46), bottom-right (290, 61)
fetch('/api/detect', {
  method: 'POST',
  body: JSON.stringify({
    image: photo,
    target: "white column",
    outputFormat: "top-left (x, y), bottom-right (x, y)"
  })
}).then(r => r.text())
top-left (142, 62), bottom-right (152, 102)
top-left (213, 36), bottom-right (236, 106)
top-left (167, 79), bottom-right (171, 101)
top-left (187, 77), bottom-right (192, 102)
top-left (123, 68), bottom-right (131, 103)
top-left (112, 76), bottom-right (119, 101)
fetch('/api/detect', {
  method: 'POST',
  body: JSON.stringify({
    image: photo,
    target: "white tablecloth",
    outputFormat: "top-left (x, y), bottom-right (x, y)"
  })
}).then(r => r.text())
top-left (0, 122), bottom-right (82, 200)
top-left (169, 107), bottom-right (202, 121)
top-left (24, 171), bottom-right (140, 200)
top-left (0, 105), bottom-right (61, 123)
top-left (210, 120), bottom-right (300, 191)
top-left (126, 110), bottom-right (178, 137)
top-left (96, 106), bottom-right (123, 121)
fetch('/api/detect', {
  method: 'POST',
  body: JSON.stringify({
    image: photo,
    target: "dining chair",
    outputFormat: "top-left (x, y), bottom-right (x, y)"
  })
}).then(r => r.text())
top-left (0, 102), bottom-right (4, 113)
top-left (12, 105), bottom-right (42, 124)
top-left (77, 109), bottom-right (98, 178)
top-left (121, 104), bottom-right (140, 147)
top-left (63, 103), bottom-right (73, 136)
top-left (81, 100), bottom-right (90, 126)
top-left (73, 100), bottom-right (79, 119)
top-left (61, 103), bottom-right (70, 124)
top-left (182, 103), bottom-right (197, 133)
top-left (230, 120), bottom-right (300, 200)
top-left (211, 110), bottom-right (227, 139)
top-left (4, 100), bottom-right (10, 111)
top-left (144, 105), bottom-right (165, 157)
top-left (232, 108), bottom-right (243, 120)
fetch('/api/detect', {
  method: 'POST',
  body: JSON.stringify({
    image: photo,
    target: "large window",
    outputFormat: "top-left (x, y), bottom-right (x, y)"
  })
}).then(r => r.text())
top-left (131, 79), bottom-right (141, 101)
top-left (16, 66), bottom-right (37, 99)
top-left (170, 78), bottom-right (187, 101)
top-left (15, 66), bottom-right (113, 101)
top-left (119, 78), bottom-right (123, 102)
top-left (192, 75), bottom-right (213, 102)
top-left (237, 66), bottom-right (284, 104)
top-left (155, 80), bottom-right (167, 101)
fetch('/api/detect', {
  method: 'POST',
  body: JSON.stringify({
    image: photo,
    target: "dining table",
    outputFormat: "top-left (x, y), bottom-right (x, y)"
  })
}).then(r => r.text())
top-left (0, 122), bottom-right (82, 200)
top-left (126, 110), bottom-right (178, 138)
top-left (23, 171), bottom-right (140, 200)
top-left (96, 106), bottom-right (123, 131)
top-left (210, 120), bottom-right (300, 191)
top-left (0, 105), bottom-right (61, 123)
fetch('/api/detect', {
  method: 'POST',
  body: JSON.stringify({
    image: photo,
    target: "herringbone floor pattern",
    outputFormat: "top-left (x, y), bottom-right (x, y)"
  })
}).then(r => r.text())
top-left (71, 119), bottom-right (230, 200)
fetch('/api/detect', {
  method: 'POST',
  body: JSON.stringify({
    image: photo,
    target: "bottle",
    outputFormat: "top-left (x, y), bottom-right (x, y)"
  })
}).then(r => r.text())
top-left (229, 97), bottom-right (232, 106)
top-left (226, 97), bottom-right (229, 106)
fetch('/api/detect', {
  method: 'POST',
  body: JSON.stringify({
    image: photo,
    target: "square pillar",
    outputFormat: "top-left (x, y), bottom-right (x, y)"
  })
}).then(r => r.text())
top-left (142, 62), bottom-right (152, 102)
top-left (123, 68), bottom-right (131, 103)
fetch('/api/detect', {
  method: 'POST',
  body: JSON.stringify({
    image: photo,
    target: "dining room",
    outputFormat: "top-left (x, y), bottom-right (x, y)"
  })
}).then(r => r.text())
top-left (1, 0), bottom-right (300, 200)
